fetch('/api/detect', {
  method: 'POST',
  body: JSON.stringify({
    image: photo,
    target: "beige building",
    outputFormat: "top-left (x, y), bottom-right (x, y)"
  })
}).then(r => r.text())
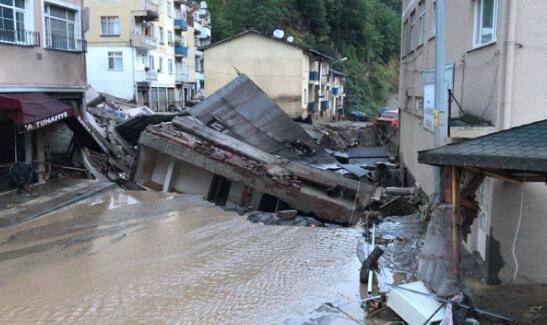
top-left (0, 0), bottom-right (87, 190)
top-left (399, 0), bottom-right (547, 283)
top-left (203, 30), bottom-right (343, 123)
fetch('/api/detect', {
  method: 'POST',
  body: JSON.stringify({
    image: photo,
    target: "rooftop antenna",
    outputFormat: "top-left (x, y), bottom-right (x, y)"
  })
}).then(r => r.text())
top-left (233, 66), bottom-right (242, 75)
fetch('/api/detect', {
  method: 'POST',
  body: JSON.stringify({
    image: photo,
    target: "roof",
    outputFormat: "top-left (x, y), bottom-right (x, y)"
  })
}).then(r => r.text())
top-left (331, 69), bottom-right (347, 77)
top-left (115, 112), bottom-right (187, 145)
top-left (0, 93), bottom-right (74, 132)
top-left (201, 29), bottom-right (334, 61)
top-left (190, 74), bottom-right (335, 164)
top-left (418, 119), bottom-right (547, 174)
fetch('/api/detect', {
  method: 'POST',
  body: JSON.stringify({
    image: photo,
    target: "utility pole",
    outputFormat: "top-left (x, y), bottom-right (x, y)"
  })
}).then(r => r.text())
top-left (433, 0), bottom-right (446, 202)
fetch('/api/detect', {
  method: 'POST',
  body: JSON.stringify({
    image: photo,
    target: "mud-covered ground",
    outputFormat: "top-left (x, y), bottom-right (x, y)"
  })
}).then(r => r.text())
top-left (0, 190), bottom-right (366, 324)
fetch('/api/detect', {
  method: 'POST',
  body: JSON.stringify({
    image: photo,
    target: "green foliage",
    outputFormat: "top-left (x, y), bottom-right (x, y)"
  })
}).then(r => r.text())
top-left (206, 0), bottom-right (401, 113)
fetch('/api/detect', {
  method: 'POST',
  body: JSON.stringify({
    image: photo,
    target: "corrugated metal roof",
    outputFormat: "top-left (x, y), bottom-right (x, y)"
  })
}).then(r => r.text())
top-left (190, 74), bottom-right (335, 163)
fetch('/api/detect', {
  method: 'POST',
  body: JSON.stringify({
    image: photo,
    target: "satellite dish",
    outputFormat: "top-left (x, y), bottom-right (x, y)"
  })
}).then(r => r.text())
top-left (287, 36), bottom-right (294, 43)
top-left (273, 29), bottom-right (285, 39)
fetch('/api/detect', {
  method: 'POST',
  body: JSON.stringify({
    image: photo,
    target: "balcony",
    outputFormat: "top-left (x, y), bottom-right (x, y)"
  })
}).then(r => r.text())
top-left (45, 35), bottom-right (86, 53)
top-left (132, 34), bottom-right (157, 50)
top-left (176, 73), bottom-right (189, 83)
top-left (308, 102), bottom-right (318, 113)
top-left (175, 44), bottom-right (188, 56)
top-left (331, 87), bottom-right (340, 96)
top-left (0, 29), bottom-right (40, 47)
top-left (174, 19), bottom-right (188, 30)
top-left (132, 0), bottom-right (159, 20)
top-left (309, 71), bottom-right (320, 82)
top-left (320, 100), bottom-right (330, 111)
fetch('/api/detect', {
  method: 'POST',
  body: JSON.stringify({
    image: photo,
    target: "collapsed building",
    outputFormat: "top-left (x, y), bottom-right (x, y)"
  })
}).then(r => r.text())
top-left (132, 75), bottom-right (376, 224)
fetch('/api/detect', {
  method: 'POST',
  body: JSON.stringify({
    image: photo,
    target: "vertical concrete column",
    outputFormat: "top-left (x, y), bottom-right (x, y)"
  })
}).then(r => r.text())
top-left (24, 132), bottom-right (33, 163)
top-left (36, 129), bottom-right (46, 183)
top-left (163, 158), bottom-right (177, 192)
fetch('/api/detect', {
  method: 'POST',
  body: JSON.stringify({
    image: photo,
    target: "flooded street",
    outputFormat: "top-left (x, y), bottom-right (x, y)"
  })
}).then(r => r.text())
top-left (0, 190), bottom-right (364, 324)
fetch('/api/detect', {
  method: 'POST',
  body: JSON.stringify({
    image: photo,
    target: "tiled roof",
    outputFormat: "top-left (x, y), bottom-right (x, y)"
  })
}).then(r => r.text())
top-left (418, 119), bottom-right (547, 173)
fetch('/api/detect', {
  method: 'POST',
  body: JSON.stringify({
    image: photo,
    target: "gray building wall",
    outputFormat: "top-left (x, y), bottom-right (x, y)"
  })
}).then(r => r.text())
top-left (399, 0), bottom-right (547, 283)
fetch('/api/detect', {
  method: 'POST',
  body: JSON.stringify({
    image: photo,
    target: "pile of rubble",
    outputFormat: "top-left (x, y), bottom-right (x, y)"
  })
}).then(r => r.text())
top-left (83, 87), bottom-right (183, 183)
top-left (300, 121), bottom-right (380, 152)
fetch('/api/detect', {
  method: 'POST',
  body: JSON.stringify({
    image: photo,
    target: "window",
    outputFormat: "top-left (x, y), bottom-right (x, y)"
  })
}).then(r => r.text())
top-left (149, 54), bottom-right (155, 70)
top-left (108, 52), bottom-right (123, 70)
top-left (159, 26), bottom-right (164, 44)
top-left (44, 3), bottom-right (78, 51)
top-left (0, 0), bottom-right (25, 43)
top-left (168, 58), bottom-right (174, 74)
top-left (402, 19), bottom-right (410, 55)
top-left (474, 0), bottom-right (497, 47)
top-left (167, 30), bottom-right (173, 45)
top-left (409, 10), bottom-right (416, 50)
top-left (417, 1), bottom-right (425, 46)
top-left (100, 16), bottom-right (119, 36)
top-left (167, 1), bottom-right (172, 17)
top-left (431, 1), bottom-right (436, 37)
top-left (158, 56), bottom-right (163, 72)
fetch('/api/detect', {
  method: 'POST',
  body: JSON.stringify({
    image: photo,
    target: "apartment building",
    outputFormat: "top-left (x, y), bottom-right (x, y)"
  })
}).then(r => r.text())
top-left (173, 0), bottom-right (211, 104)
top-left (203, 30), bottom-right (344, 123)
top-left (399, 0), bottom-right (547, 283)
top-left (0, 0), bottom-right (88, 190)
top-left (85, 0), bottom-right (174, 111)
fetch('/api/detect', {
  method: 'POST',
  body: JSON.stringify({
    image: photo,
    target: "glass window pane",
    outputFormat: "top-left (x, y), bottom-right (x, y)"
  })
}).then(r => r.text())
top-left (14, 0), bottom-right (23, 9)
top-left (50, 6), bottom-right (66, 19)
top-left (0, 0), bottom-right (13, 6)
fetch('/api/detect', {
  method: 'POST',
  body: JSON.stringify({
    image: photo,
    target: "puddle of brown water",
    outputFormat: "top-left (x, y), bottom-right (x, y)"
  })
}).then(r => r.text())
top-left (0, 190), bottom-right (364, 324)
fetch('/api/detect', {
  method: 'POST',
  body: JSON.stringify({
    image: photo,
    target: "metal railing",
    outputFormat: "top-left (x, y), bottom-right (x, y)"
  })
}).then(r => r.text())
top-left (45, 34), bottom-right (86, 52)
top-left (0, 29), bottom-right (40, 47)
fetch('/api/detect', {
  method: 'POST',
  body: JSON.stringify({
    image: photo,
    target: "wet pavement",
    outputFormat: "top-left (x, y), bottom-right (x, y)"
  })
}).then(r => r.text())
top-left (0, 189), bottom-right (365, 324)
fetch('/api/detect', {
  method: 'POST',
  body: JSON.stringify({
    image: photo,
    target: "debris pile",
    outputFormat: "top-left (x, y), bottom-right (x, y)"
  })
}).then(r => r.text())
top-left (84, 88), bottom-right (183, 183)
top-left (301, 121), bottom-right (380, 152)
top-left (246, 210), bottom-right (329, 227)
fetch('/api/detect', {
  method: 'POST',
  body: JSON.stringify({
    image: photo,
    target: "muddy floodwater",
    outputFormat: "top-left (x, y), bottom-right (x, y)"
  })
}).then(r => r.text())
top-left (0, 190), bottom-right (364, 324)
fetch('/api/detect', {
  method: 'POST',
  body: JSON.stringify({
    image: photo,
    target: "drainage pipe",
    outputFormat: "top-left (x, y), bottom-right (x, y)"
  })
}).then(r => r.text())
top-left (502, 0), bottom-right (518, 129)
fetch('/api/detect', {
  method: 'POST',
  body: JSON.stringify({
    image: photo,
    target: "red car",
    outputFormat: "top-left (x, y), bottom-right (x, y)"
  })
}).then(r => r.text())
top-left (376, 109), bottom-right (400, 127)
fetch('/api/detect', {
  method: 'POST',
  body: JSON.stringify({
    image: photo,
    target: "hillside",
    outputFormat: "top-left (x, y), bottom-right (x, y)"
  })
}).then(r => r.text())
top-left (206, 0), bottom-right (401, 113)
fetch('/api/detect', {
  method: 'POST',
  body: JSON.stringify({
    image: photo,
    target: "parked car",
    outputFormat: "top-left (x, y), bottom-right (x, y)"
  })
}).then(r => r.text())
top-left (350, 110), bottom-right (369, 122)
top-left (376, 108), bottom-right (399, 127)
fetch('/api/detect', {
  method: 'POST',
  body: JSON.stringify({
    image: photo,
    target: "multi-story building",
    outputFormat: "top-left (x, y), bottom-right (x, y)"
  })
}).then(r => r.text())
top-left (85, 0), bottom-right (177, 111)
top-left (85, 0), bottom-right (209, 110)
top-left (172, 0), bottom-right (211, 104)
top-left (0, 0), bottom-right (87, 190)
top-left (203, 30), bottom-right (344, 123)
top-left (399, 0), bottom-right (547, 283)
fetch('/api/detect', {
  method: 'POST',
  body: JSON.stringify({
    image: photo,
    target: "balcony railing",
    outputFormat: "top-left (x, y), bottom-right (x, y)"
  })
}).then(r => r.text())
top-left (320, 100), bottom-right (330, 111)
top-left (331, 87), bottom-right (340, 96)
top-left (132, 0), bottom-right (160, 19)
top-left (132, 34), bottom-right (157, 50)
top-left (174, 18), bottom-right (188, 30)
top-left (175, 44), bottom-right (188, 56)
top-left (0, 29), bottom-right (40, 47)
top-left (45, 35), bottom-right (86, 52)
top-left (308, 102), bottom-right (318, 113)
top-left (176, 73), bottom-right (188, 82)
top-left (147, 70), bottom-right (158, 81)
top-left (309, 71), bottom-right (320, 81)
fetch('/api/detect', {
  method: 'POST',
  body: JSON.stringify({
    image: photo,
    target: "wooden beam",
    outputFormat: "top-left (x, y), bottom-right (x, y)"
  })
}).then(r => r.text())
top-left (463, 167), bottom-right (522, 185)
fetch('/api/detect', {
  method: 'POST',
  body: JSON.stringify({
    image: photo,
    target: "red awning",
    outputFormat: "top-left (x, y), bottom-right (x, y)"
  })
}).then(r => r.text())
top-left (0, 93), bottom-right (74, 131)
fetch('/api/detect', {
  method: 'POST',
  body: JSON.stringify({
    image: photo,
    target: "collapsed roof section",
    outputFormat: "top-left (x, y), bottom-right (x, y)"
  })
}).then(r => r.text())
top-left (190, 74), bottom-right (335, 164)
top-left (133, 116), bottom-right (375, 225)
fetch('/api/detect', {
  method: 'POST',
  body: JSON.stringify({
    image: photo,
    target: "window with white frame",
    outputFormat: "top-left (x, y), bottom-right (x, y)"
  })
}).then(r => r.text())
top-left (44, 3), bottom-right (79, 51)
top-left (168, 58), bottom-right (174, 74)
top-left (100, 16), bottom-right (119, 36)
top-left (108, 51), bottom-right (123, 70)
top-left (158, 56), bottom-right (163, 72)
top-left (402, 19), bottom-right (409, 55)
top-left (0, 0), bottom-right (26, 43)
top-left (167, 30), bottom-right (173, 45)
top-left (417, 1), bottom-right (425, 46)
top-left (409, 10), bottom-right (416, 50)
top-left (159, 26), bottom-right (164, 44)
top-left (473, 0), bottom-right (497, 47)
top-left (167, 1), bottom-right (172, 17)
top-left (431, 1), bottom-right (436, 37)
top-left (149, 54), bottom-right (155, 70)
